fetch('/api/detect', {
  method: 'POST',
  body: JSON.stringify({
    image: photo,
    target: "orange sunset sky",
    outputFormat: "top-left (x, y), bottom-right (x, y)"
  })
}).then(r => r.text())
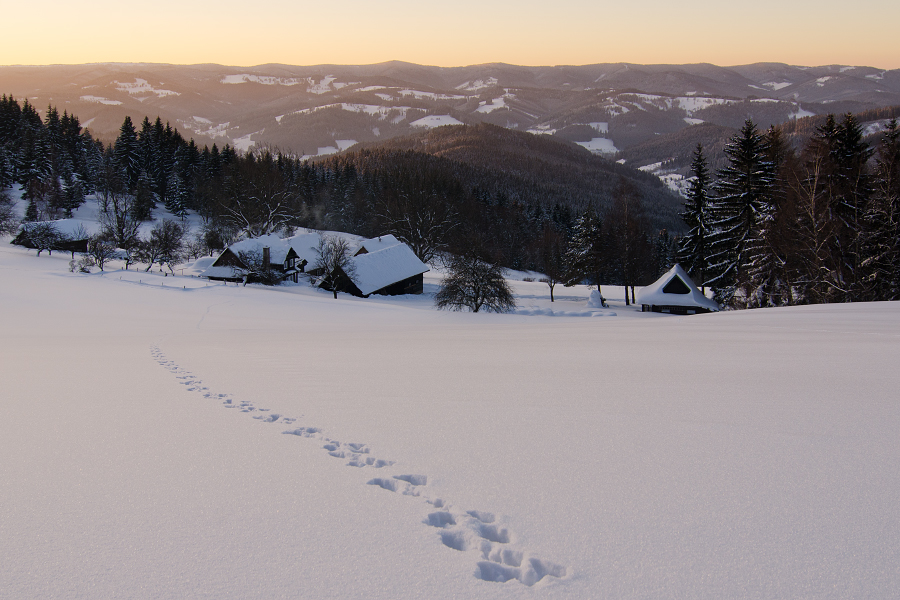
top-left (3, 0), bottom-right (899, 69)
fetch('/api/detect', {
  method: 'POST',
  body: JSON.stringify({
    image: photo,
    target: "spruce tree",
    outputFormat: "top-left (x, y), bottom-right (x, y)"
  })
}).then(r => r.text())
top-left (745, 126), bottom-right (794, 307)
top-left (861, 118), bottom-right (900, 300)
top-left (563, 206), bottom-right (605, 292)
top-left (114, 116), bottom-right (141, 192)
top-left (678, 143), bottom-right (712, 291)
top-left (707, 119), bottom-right (775, 305)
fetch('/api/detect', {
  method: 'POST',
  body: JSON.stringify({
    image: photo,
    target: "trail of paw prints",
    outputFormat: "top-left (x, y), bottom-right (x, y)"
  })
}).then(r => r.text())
top-left (365, 474), bottom-right (570, 587)
top-left (282, 428), bottom-right (395, 469)
top-left (151, 344), bottom-right (568, 586)
top-left (150, 344), bottom-right (390, 468)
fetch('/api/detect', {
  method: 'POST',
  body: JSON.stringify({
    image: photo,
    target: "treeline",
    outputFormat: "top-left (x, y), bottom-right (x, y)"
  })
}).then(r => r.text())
top-left (1, 95), bottom-right (677, 285)
top-left (780, 105), bottom-right (899, 139)
top-left (678, 114), bottom-right (900, 307)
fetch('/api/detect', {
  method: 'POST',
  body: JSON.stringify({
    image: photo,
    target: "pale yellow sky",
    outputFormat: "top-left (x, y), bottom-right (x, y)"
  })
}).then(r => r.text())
top-left (3, 0), bottom-right (898, 68)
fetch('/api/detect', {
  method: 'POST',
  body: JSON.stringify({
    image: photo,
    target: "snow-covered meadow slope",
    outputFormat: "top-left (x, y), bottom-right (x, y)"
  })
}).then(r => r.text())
top-left (1, 242), bottom-right (899, 599)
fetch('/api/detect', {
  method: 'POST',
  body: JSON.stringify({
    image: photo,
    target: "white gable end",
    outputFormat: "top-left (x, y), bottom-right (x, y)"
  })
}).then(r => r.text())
top-left (635, 264), bottom-right (719, 312)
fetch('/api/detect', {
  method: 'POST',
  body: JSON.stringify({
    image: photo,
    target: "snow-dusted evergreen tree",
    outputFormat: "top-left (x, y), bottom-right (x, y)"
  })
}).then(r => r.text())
top-left (114, 116), bottom-right (141, 191)
top-left (165, 169), bottom-right (187, 219)
top-left (0, 189), bottom-right (18, 235)
top-left (133, 169), bottom-right (156, 222)
top-left (677, 143), bottom-right (712, 291)
top-left (745, 126), bottom-right (793, 307)
top-left (707, 119), bottom-right (775, 305)
top-left (563, 205), bottom-right (605, 292)
top-left (860, 118), bottom-right (900, 300)
top-left (0, 145), bottom-right (14, 190)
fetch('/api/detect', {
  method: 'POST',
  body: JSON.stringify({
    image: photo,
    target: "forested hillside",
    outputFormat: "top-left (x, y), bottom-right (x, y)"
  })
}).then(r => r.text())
top-left (350, 123), bottom-right (681, 224)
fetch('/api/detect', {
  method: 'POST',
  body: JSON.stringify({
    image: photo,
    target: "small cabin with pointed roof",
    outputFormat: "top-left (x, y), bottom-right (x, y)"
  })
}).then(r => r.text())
top-left (635, 264), bottom-right (719, 315)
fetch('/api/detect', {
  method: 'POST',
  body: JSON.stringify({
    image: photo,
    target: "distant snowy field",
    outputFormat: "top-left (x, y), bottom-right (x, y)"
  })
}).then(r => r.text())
top-left (2, 237), bottom-right (900, 598)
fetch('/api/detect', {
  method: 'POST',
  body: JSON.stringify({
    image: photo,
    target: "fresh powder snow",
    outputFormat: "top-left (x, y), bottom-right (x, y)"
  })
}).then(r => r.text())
top-left (2, 216), bottom-right (899, 598)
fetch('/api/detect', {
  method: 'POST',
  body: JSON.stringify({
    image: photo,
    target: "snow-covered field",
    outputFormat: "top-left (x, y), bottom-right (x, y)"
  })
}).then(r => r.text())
top-left (2, 238), bottom-right (899, 598)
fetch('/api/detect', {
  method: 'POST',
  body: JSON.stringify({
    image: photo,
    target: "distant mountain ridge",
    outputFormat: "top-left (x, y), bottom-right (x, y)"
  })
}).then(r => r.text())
top-left (2, 61), bottom-right (898, 162)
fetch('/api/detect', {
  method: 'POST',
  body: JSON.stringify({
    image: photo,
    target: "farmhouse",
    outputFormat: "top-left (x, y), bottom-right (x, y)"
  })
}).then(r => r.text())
top-left (201, 233), bottom-right (320, 283)
top-left (636, 264), bottom-right (719, 315)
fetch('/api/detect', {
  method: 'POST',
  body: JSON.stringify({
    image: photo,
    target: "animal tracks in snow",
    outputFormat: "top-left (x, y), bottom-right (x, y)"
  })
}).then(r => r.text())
top-left (150, 343), bottom-right (569, 587)
top-left (366, 474), bottom-right (570, 587)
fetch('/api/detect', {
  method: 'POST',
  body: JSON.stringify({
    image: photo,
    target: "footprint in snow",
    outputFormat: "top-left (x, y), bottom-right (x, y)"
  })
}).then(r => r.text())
top-left (368, 475), bottom-right (569, 587)
top-left (151, 343), bottom-right (566, 586)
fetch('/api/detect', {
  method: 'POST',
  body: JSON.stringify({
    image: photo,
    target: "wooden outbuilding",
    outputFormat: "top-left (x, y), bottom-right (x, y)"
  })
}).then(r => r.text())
top-left (319, 238), bottom-right (429, 297)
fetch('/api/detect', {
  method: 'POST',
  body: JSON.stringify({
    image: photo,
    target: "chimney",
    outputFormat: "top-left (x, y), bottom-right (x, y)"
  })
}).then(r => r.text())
top-left (262, 246), bottom-right (270, 267)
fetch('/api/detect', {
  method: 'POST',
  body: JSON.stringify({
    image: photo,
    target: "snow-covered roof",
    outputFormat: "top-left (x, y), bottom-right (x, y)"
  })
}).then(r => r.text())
top-left (349, 243), bottom-right (429, 296)
top-left (355, 234), bottom-right (401, 255)
top-left (211, 232), bottom-right (323, 269)
top-left (635, 264), bottom-right (719, 311)
top-left (282, 232), bottom-right (322, 265)
top-left (221, 234), bottom-right (295, 265)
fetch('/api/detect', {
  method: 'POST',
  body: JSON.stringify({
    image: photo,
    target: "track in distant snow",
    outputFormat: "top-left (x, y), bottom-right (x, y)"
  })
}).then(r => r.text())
top-left (150, 343), bottom-right (570, 587)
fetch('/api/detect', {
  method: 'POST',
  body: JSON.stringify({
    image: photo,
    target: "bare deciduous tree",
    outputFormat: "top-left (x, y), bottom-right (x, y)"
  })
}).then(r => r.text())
top-left (137, 219), bottom-right (186, 273)
top-left (220, 151), bottom-right (300, 238)
top-left (86, 235), bottom-right (118, 271)
top-left (24, 222), bottom-right (62, 256)
top-left (377, 190), bottom-right (457, 264)
top-left (435, 252), bottom-right (516, 313)
top-left (314, 234), bottom-right (357, 299)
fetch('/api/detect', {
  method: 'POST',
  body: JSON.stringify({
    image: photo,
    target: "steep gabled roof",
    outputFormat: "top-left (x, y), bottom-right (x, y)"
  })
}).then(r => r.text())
top-left (354, 234), bottom-right (401, 255)
top-left (284, 232), bottom-right (322, 265)
top-left (218, 234), bottom-right (294, 265)
top-left (635, 264), bottom-right (719, 311)
top-left (349, 243), bottom-right (429, 296)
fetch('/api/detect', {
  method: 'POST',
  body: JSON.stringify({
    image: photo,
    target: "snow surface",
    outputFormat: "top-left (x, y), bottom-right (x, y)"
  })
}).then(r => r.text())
top-left (80, 95), bottom-right (122, 106)
top-left (399, 90), bottom-right (467, 102)
top-left (308, 76), bottom-right (337, 95)
top-left (221, 74), bottom-right (305, 86)
top-left (526, 124), bottom-right (557, 136)
top-left (863, 119), bottom-right (895, 138)
top-left (574, 138), bottom-right (618, 154)
top-left (410, 115), bottom-right (463, 128)
top-left (2, 222), bottom-right (900, 598)
top-left (356, 234), bottom-right (401, 254)
top-left (456, 78), bottom-right (498, 92)
top-left (788, 107), bottom-right (816, 119)
top-left (115, 78), bottom-right (180, 98)
top-left (232, 132), bottom-right (257, 153)
top-left (475, 97), bottom-right (507, 114)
